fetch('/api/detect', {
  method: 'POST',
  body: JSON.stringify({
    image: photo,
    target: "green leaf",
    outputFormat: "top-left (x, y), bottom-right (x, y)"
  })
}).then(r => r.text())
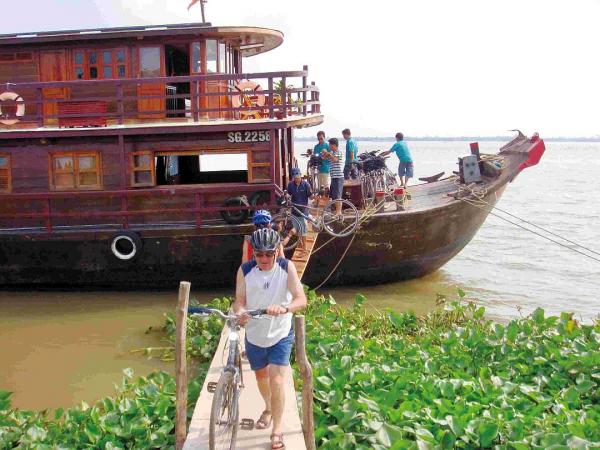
top-left (532, 308), bottom-right (545, 324)
top-left (376, 423), bottom-right (404, 446)
top-left (340, 355), bottom-right (352, 369)
top-left (54, 407), bottom-right (64, 420)
top-left (26, 425), bottom-right (47, 442)
top-left (478, 422), bottom-right (498, 447)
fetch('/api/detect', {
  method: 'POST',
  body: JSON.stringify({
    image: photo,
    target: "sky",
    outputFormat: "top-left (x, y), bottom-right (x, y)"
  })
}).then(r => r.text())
top-left (5, 0), bottom-right (600, 137)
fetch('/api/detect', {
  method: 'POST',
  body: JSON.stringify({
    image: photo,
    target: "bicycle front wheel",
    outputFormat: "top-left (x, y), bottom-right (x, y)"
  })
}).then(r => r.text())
top-left (322, 199), bottom-right (359, 237)
top-left (209, 371), bottom-right (239, 450)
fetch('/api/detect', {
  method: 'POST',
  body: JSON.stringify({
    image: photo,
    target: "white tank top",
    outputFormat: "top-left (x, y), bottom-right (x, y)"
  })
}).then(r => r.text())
top-left (241, 258), bottom-right (292, 347)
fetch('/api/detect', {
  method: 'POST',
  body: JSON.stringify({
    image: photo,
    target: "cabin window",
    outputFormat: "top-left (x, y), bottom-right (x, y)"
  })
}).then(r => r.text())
top-left (50, 152), bottom-right (102, 190)
top-left (72, 49), bottom-right (128, 80)
top-left (140, 47), bottom-right (161, 78)
top-left (131, 151), bottom-right (155, 187)
top-left (206, 40), bottom-right (217, 73)
top-left (155, 151), bottom-right (248, 185)
top-left (0, 154), bottom-right (11, 192)
top-left (191, 42), bottom-right (202, 73)
top-left (218, 42), bottom-right (226, 73)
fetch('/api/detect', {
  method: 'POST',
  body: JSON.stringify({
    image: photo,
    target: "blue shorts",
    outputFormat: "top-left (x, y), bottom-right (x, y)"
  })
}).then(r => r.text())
top-left (330, 177), bottom-right (344, 200)
top-left (398, 161), bottom-right (414, 178)
top-left (245, 327), bottom-right (294, 371)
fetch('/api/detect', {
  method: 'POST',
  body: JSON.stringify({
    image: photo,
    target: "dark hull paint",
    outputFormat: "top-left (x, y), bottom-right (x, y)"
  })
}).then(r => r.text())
top-left (0, 184), bottom-right (506, 289)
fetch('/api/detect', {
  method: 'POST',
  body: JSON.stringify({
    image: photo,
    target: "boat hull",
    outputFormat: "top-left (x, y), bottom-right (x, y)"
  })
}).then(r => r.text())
top-left (0, 185), bottom-right (506, 289)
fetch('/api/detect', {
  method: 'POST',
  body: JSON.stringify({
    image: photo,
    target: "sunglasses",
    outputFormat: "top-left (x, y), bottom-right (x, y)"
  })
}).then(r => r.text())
top-left (254, 251), bottom-right (275, 258)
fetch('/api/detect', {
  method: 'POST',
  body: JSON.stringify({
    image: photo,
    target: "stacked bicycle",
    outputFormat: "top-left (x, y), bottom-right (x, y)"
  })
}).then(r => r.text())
top-left (356, 150), bottom-right (398, 206)
top-left (271, 191), bottom-right (359, 252)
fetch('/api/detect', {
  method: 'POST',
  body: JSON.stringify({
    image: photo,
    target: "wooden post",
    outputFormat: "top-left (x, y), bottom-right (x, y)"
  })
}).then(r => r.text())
top-left (175, 281), bottom-right (191, 450)
top-left (294, 315), bottom-right (315, 450)
top-left (281, 76), bottom-right (287, 118)
top-left (302, 65), bottom-right (308, 116)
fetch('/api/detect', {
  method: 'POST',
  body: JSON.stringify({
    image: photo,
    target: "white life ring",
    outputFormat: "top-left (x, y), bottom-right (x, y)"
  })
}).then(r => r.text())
top-left (0, 91), bottom-right (25, 125)
top-left (231, 80), bottom-right (265, 117)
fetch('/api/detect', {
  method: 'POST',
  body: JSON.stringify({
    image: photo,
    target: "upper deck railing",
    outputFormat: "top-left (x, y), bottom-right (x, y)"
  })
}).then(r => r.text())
top-left (0, 67), bottom-right (321, 131)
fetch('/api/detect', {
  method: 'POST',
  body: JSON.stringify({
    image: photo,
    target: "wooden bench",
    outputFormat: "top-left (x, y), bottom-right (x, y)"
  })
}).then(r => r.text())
top-left (58, 101), bottom-right (108, 128)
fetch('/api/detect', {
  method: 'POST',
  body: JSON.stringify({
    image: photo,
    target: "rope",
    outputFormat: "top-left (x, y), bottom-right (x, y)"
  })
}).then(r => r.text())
top-left (312, 233), bottom-right (357, 290)
top-left (456, 181), bottom-right (600, 260)
top-left (476, 199), bottom-right (600, 257)
top-left (460, 198), bottom-right (600, 263)
top-left (311, 197), bottom-right (386, 288)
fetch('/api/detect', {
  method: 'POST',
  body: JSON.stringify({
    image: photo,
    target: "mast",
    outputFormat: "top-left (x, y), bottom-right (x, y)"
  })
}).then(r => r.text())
top-left (188, 0), bottom-right (208, 23)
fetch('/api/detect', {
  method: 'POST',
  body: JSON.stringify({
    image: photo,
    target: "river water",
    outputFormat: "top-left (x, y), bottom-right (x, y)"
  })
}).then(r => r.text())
top-left (1, 139), bottom-right (598, 410)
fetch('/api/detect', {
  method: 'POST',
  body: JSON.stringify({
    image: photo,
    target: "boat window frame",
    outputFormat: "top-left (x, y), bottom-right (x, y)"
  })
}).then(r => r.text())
top-left (130, 151), bottom-right (156, 188)
top-left (152, 148), bottom-right (252, 186)
top-left (49, 151), bottom-right (103, 191)
top-left (72, 47), bottom-right (129, 80)
top-left (0, 153), bottom-right (11, 193)
top-left (205, 39), bottom-right (218, 74)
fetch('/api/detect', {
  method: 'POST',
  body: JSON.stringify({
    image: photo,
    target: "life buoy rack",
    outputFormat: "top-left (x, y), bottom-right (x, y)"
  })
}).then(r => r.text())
top-left (110, 232), bottom-right (142, 261)
top-left (231, 81), bottom-right (265, 118)
top-left (0, 91), bottom-right (25, 126)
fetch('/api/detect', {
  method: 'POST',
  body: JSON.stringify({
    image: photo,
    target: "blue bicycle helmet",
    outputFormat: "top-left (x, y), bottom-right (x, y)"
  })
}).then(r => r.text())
top-left (252, 209), bottom-right (272, 226)
top-left (250, 228), bottom-right (281, 252)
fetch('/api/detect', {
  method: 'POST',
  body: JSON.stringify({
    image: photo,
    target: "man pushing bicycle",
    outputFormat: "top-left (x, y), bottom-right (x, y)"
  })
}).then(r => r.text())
top-left (233, 228), bottom-right (307, 450)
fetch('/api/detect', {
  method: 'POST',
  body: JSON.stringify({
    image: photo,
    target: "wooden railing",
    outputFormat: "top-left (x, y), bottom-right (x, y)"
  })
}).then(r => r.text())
top-left (0, 183), bottom-right (283, 234)
top-left (0, 68), bottom-right (321, 129)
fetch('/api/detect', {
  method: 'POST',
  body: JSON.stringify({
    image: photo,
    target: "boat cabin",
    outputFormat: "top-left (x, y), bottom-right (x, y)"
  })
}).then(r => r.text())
top-left (0, 22), bottom-right (323, 233)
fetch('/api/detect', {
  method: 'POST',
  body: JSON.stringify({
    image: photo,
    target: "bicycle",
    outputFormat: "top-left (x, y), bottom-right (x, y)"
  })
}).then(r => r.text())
top-left (188, 306), bottom-right (268, 450)
top-left (271, 191), bottom-right (359, 251)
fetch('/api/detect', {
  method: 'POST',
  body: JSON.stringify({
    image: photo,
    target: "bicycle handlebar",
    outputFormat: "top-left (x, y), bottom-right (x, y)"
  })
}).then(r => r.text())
top-left (188, 306), bottom-right (267, 319)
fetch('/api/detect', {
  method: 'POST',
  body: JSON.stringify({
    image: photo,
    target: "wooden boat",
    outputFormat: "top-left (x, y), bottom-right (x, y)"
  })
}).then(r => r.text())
top-left (0, 22), bottom-right (544, 288)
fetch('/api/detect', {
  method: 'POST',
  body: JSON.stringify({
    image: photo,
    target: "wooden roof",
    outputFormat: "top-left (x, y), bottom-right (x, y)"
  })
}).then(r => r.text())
top-left (0, 22), bottom-right (284, 56)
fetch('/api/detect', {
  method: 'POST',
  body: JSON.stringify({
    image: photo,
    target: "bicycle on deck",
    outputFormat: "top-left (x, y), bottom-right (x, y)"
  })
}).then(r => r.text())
top-left (271, 191), bottom-right (360, 252)
top-left (188, 306), bottom-right (268, 450)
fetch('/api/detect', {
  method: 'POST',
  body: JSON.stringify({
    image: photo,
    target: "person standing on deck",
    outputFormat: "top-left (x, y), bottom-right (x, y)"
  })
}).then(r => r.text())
top-left (342, 128), bottom-right (358, 179)
top-left (287, 168), bottom-right (313, 255)
top-left (313, 131), bottom-right (330, 194)
top-left (234, 228), bottom-right (307, 450)
top-left (325, 137), bottom-right (345, 216)
top-left (381, 132), bottom-right (413, 188)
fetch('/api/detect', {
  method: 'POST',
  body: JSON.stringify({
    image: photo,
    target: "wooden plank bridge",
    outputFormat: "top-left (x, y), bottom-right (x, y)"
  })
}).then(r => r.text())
top-left (182, 231), bottom-right (319, 449)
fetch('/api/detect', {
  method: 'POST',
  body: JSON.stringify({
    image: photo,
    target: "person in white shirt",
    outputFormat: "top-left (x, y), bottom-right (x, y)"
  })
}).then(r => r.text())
top-left (233, 228), bottom-right (307, 450)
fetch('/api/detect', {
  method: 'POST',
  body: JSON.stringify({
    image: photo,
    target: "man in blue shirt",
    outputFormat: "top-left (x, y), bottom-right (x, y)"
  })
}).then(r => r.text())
top-left (342, 128), bottom-right (358, 180)
top-left (313, 131), bottom-right (330, 194)
top-left (287, 167), bottom-right (313, 254)
top-left (381, 132), bottom-right (413, 188)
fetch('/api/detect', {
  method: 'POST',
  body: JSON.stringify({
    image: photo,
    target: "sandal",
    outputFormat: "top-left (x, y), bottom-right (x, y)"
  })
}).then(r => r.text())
top-left (270, 433), bottom-right (285, 450)
top-left (255, 410), bottom-right (272, 430)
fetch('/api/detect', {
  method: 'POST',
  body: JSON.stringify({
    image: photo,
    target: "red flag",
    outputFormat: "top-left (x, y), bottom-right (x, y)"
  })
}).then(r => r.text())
top-left (187, 0), bottom-right (200, 10)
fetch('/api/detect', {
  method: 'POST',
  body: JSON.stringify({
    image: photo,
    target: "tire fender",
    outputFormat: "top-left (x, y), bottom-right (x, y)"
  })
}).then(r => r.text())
top-left (110, 231), bottom-right (142, 261)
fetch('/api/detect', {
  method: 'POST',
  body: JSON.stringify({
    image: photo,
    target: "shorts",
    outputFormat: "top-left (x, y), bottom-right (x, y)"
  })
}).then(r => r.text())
top-left (245, 327), bottom-right (294, 370)
top-left (317, 173), bottom-right (330, 191)
top-left (398, 161), bottom-right (414, 178)
top-left (330, 177), bottom-right (344, 200)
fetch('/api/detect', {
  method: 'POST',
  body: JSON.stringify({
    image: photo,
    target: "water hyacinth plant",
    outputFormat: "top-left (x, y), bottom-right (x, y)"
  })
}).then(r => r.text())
top-left (1, 292), bottom-right (598, 449)
top-left (301, 291), bottom-right (600, 449)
